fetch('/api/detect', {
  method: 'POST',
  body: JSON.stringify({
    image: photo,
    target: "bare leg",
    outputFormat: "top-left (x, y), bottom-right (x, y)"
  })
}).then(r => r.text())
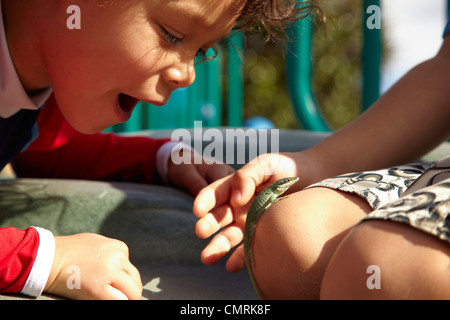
top-left (320, 220), bottom-right (450, 299)
top-left (251, 187), bottom-right (372, 299)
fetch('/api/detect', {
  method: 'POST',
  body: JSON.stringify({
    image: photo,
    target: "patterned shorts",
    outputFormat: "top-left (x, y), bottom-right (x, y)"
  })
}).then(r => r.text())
top-left (307, 156), bottom-right (450, 244)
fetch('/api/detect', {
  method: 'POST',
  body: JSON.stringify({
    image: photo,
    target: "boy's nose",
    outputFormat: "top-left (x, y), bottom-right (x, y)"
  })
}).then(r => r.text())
top-left (163, 60), bottom-right (196, 90)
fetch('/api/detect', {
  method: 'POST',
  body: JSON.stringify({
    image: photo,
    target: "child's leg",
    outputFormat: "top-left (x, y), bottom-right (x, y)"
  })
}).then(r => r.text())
top-left (320, 171), bottom-right (450, 300)
top-left (250, 187), bottom-right (372, 299)
top-left (320, 219), bottom-right (450, 300)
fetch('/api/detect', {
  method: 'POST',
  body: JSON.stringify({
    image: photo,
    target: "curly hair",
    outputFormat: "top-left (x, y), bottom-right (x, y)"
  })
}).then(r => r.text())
top-left (234, 0), bottom-right (321, 41)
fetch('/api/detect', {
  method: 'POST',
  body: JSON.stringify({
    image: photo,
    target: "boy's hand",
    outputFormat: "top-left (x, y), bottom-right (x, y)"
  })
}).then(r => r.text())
top-left (193, 152), bottom-right (307, 273)
top-left (167, 150), bottom-right (235, 196)
top-left (44, 233), bottom-right (142, 300)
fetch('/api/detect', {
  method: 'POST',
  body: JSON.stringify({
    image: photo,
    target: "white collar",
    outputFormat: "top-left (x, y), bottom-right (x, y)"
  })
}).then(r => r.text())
top-left (0, 0), bottom-right (51, 118)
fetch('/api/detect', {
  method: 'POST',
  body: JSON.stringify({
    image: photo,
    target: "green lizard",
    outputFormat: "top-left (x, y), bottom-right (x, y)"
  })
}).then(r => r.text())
top-left (244, 177), bottom-right (299, 299)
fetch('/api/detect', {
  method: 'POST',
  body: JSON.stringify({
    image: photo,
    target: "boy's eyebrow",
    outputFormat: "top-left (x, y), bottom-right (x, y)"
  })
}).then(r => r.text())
top-left (169, 5), bottom-right (214, 30)
top-left (164, 1), bottom-right (239, 44)
top-left (167, 2), bottom-right (235, 33)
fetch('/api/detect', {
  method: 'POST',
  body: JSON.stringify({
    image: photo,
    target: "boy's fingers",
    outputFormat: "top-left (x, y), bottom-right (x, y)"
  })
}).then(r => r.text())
top-left (231, 153), bottom-right (297, 206)
top-left (169, 164), bottom-right (208, 196)
top-left (195, 204), bottom-right (234, 239)
top-left (230, 170), bottom-right (256, 207)
top-left (107, 264), bottom-right (142, 300)
top-left (194, 153), bottom-right (285, 216)
top-left (103, 286), bottom-right (129, 300)
top-left (200, 223), bottom-right (244, 266)
top-left (126, 263), bottom-right (144, 295)
top-left (225, 244), bottom-right (246, 273)
top-left (193, 175), bottom-right (234, 217)
top-left (184, 171), bottom-right (209, 196)
top-left (204, 163), bottom-right (235, 183)
top-left (231, 165), bottom-right (272, 207)
top-left (196, 199), bottom-right (250, 239)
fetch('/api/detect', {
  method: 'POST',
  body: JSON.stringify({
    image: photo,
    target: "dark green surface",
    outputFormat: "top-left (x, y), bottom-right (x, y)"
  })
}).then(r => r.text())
top-left (0, 178), bottom-right (255, 300)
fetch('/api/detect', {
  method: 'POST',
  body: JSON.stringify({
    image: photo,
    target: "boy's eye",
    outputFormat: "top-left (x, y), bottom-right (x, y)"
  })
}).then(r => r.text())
top-left (196, 49), bottom-right (207, 60)
top-left (159, 25), bottom-right (215, 62)
top-left (161, 26), bottom-right (183, 47)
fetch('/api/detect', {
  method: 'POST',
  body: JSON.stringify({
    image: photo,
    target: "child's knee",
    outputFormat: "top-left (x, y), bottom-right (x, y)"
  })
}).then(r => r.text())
top-left (250, 191), bottom-right (321, 299)
top-left (320, 220), bottom-right (450, 299)
top-left (319, 222), bottom-right (381, 299)
top-left (249, 187), bottom-right (370, 299)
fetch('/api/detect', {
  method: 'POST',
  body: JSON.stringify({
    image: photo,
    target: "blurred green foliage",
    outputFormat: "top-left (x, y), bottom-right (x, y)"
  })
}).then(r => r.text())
top-left (242, 0), bottom-right (377, 130)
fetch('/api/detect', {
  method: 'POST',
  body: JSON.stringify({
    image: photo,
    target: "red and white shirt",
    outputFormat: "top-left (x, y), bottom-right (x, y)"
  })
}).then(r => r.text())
top-left (0, 0), bottom-right (188, 297)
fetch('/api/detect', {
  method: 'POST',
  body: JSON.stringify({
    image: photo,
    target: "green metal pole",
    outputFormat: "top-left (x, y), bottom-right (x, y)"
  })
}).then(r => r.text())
top-left (205, 49), bottom-right (223, 127)
top-left (362, 0), bottom-right (382, 110)
top-left (226, 32), bottom-right (244, 127)
top-left (286, 16), bottom-right (330, 131)
top-left (448, 0), bottom-right (450, 18)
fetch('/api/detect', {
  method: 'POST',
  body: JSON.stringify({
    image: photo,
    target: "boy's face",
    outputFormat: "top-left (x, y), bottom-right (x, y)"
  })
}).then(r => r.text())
top-left (44, 0), bottom-right (245, 133)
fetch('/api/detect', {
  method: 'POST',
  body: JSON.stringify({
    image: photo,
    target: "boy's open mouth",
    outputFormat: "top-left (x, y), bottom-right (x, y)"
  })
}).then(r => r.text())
top-left (118, 93), bottom-right (140, 113)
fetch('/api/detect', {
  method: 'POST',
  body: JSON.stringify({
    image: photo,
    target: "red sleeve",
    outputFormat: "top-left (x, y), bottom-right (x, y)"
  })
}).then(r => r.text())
top-left (13, 94), bottom-right (171, 183)
top-left (0, 227), bottom-right (39, 294)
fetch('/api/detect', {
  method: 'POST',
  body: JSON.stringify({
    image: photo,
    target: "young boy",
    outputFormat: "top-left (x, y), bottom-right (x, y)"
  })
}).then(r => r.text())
top-left (0, 0), bottom-right (311, 300)
top-left (194, 19), bottom-right (450, 299)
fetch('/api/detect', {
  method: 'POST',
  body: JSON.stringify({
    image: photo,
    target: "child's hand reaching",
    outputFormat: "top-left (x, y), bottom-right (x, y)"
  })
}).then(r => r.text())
top-left (167, 149), bottom-right (235, 196)
top-left (193, 152), bottom-right (316, 273)
top-left (44, 233), bottom-right (142, 300)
